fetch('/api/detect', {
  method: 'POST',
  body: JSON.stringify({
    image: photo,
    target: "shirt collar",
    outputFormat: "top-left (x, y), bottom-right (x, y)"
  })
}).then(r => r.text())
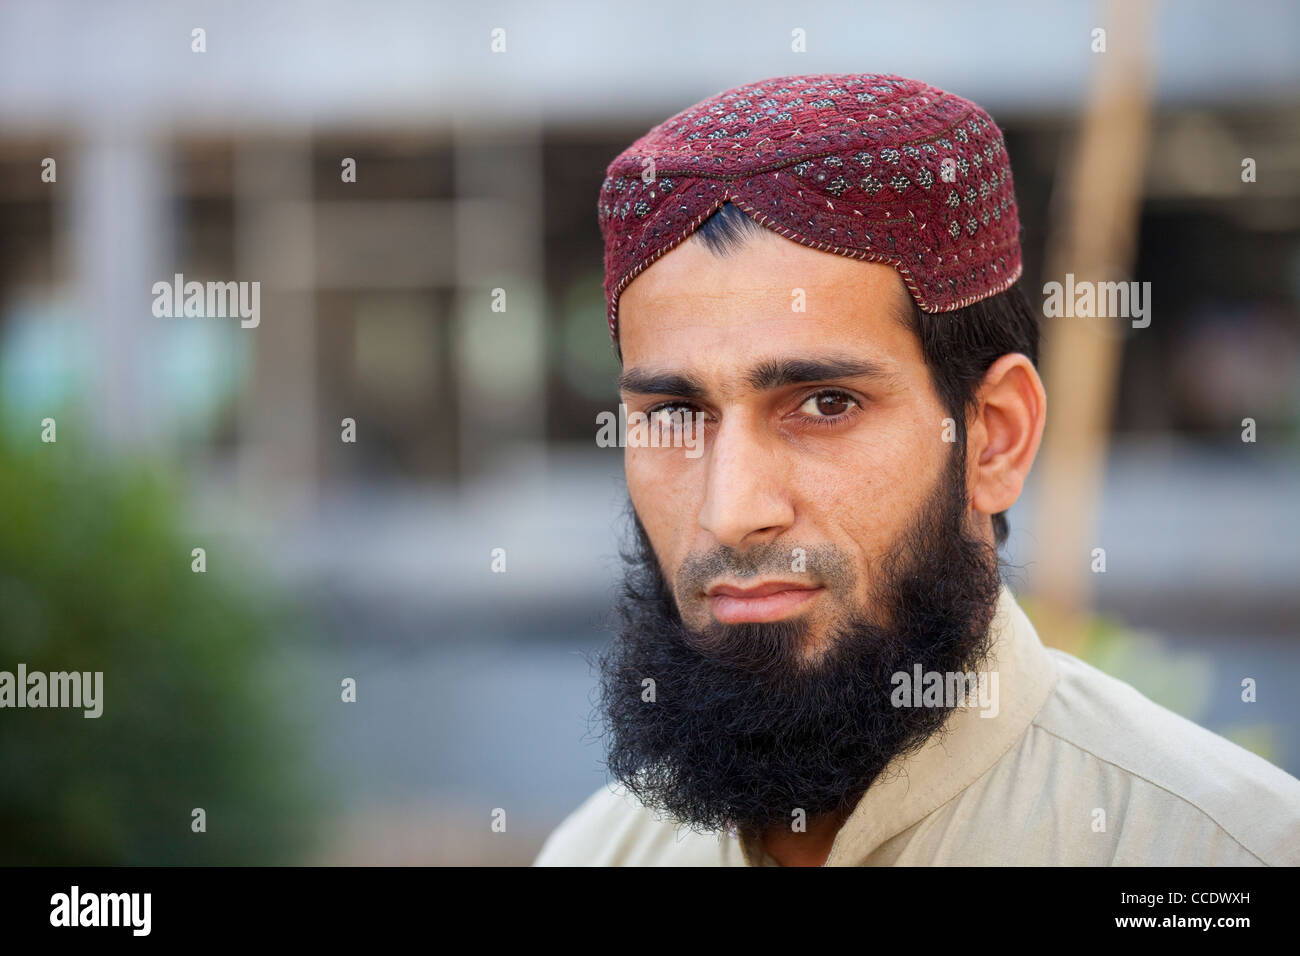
top-left (738, 583), bottom-right (1058, 866)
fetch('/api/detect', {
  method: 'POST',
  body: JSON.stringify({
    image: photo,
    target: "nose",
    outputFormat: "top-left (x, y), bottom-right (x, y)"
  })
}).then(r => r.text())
top-left (696, 413), bottom-right (794, 550)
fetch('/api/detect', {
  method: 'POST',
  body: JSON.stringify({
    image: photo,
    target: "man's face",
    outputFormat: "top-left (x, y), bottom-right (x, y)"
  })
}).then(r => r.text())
top-left (600, 228), bottom-right (1005, 835)
top-left (618, 228), bottom-right (962, 648)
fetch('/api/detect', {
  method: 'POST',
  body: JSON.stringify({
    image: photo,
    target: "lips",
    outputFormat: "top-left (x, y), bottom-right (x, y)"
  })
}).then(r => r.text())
top-left (706, 580), bottom-right (822, 624)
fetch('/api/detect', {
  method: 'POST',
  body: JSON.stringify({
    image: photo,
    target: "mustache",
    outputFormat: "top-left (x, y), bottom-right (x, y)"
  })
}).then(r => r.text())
top-left (673, 541), bottom-right (858, 598)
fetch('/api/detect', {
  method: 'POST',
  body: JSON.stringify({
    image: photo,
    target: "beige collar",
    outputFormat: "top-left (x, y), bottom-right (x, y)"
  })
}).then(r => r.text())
top-left (739, 583), bottom-right (1059, 866)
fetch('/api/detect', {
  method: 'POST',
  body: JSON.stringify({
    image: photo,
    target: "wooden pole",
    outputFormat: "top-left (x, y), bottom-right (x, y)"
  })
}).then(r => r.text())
top-left (1032, 0), bottom-right (1156, 652)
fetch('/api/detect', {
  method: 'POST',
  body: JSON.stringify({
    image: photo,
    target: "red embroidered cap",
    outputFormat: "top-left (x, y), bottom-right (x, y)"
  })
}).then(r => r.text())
top-left (598, 73), bottom-right (1022, 344)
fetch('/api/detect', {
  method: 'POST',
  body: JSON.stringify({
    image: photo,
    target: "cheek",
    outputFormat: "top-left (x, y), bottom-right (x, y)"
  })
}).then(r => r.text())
top-left (625, 449), bottom-right (699, 567)
top-left (790, 409), bottom-right (945, 548)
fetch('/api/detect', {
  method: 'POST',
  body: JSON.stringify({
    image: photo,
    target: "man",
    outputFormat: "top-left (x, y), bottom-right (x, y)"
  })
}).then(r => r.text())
top-left (535, 73), bottom-right (1300, 866)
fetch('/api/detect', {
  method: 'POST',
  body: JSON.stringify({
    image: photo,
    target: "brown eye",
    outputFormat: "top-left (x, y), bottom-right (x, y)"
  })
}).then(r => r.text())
top-left (799, 390), bottom-right (857, 418)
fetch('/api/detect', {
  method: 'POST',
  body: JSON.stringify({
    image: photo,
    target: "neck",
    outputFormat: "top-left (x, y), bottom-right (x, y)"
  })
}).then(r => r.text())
top-left (759, 806), bottom-right (853, 867)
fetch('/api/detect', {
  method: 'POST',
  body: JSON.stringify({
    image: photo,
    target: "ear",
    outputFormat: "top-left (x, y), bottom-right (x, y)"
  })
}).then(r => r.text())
top-left (966, 353), bottom-right (1046, 521)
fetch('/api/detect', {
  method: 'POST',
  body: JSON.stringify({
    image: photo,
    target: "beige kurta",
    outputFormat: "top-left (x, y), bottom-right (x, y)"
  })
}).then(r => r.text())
top-left (534, 584), bottom-right (1300, 866)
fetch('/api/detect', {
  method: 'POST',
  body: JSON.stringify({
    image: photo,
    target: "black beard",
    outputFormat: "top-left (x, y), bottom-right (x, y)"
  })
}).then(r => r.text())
top-left (596, 444), bottom-right (1005, 835)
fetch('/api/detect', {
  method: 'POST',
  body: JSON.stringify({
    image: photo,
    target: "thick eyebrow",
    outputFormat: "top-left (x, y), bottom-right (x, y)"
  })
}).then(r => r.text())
top-left (745, 356), bottom-right (894, 391)
top-left (617, 369), bottom-right (707, 399)
top-left (618, 354), bottom-right (895, 400)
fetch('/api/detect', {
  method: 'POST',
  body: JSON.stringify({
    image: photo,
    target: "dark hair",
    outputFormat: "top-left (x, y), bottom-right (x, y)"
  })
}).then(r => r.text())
top-left (689, 201), bottom-right (1040, 548)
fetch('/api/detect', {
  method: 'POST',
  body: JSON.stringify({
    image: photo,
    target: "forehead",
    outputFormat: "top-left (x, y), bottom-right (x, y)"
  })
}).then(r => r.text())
top-left (617, 231), bottom-right (921, 372)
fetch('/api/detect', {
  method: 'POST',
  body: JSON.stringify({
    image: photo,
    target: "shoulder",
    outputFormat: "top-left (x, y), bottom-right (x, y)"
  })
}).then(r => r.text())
top-left (533, 783), bottom-right (742, 866)
top-left (1029, 647), bottom-right (1300, 865)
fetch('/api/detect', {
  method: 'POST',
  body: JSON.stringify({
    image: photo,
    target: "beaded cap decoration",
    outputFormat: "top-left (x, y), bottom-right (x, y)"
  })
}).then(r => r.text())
top-left (598, 73), bottom-right (1023, 344)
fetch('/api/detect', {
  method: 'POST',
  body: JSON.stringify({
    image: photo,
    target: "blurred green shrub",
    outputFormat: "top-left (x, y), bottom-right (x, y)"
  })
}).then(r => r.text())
top-left (0, 424), bottom-right (323, 863)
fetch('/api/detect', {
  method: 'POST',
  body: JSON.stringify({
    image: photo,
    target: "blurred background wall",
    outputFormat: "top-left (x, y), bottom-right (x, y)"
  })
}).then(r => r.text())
top-left (0, 0), bottom-right (1297, 864)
